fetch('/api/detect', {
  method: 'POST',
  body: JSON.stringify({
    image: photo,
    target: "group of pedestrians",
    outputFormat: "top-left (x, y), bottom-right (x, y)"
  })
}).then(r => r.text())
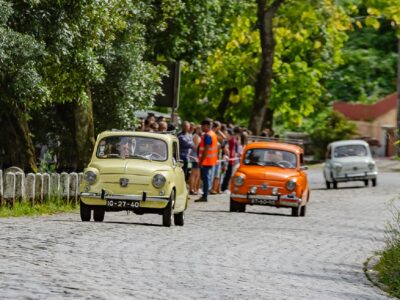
top-left (137, 113), bottom-right (258, 202)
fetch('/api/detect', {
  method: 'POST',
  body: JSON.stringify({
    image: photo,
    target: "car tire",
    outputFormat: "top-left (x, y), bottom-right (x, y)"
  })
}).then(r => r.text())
top-left (292, 206), bottom-right (301, 217)
top-left (364, 180), bottom-right (368, 187)
top-left (174, 211), bottom-right (185, 226)
top-left (80, 200), bottom-right (91, 222)
top-left (333, 181), bottom-right (338, 189)
top-left (372, 178), bottom-right (377, 187)
top-left (300, 205), bottom-right (307, 217)
top-left (163, 190), bottom-right (174, 227)
top-left (230, 198), bottom-right (245, 212)
top-left (326, 181), bottom-right (331, 189)
top-left (93, 207), bottom-right (105, 222)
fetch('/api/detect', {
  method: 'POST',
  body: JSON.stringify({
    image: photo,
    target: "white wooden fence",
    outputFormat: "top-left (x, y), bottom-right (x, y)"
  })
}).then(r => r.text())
top-left (0, 170), bottom-right (83, 207)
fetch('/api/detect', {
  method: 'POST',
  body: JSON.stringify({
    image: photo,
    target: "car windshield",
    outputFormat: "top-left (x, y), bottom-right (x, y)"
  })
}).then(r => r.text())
top-left (96, 136), bottom-right (168, 161)
top-left (333, 145), bottom-right (368, 158)
top-left (243, 148), bottom-right (297, 169)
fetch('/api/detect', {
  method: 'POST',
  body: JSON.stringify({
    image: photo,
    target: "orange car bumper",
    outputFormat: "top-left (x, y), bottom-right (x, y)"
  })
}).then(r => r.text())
top-left (231, 193), bottom-right (301, 208)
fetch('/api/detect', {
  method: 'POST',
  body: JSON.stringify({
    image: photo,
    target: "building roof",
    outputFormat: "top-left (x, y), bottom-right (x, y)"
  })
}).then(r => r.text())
top-left (333, 92), bottom-right (397, 121)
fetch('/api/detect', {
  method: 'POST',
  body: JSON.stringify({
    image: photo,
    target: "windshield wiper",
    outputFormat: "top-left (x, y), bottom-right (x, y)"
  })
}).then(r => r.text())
top-left (126, 154), bottom-right (151, 161)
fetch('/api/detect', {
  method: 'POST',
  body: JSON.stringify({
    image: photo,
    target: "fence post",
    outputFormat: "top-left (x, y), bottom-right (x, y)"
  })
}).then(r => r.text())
top-left (5, 173), bottom-right (16, 208)
top-left (50, 173), bottom-right (60, 199)
top-left (35, 173), bottom-right (43, 204)
top-left (43, 173), bottom-right (51, 202)
top-left (15, 172), bottom-right (26, 203)
top-left (25, 173), bottom-right (36, 206)
top-left (61, 172), bottom-right (70, 204)
top-left (69, 173), bottom-right (78, 206)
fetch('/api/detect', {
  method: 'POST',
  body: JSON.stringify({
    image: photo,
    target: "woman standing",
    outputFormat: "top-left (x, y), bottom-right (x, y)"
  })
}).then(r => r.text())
top-left (188, 125), bottom-right (202, 195)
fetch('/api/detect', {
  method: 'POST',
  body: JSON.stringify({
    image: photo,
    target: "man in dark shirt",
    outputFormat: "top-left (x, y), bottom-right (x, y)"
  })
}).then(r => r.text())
top-left (178, 121), bottom-right (193, 180)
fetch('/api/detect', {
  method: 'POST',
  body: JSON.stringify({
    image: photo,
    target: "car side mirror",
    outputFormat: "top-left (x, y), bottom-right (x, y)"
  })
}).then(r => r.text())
top-left (300, 166), bottom-right (308, 171)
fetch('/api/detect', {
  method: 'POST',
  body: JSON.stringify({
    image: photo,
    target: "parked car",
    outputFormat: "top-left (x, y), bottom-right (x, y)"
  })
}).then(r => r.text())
top-left (230, 139), bottom-right (310, 217)
top-left (80, 131), bottom-right (188, 227)
top-left (323, 140), bottom-right (378, 189)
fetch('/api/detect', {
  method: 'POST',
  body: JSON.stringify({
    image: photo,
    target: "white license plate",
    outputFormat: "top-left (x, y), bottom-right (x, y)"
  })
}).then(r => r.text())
top-left (106, 200), bottom-right (140, 208)
top-left (251, 198), bottom-right (277, 205)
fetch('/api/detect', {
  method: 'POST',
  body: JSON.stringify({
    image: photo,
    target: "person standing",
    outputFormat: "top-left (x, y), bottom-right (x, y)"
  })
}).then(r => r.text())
top-left (221, 126), bottom-right (241, 193)
top-left (178, 121), bottom-right (193, 180)
top-left (195, 119), bottom-right (218, 202)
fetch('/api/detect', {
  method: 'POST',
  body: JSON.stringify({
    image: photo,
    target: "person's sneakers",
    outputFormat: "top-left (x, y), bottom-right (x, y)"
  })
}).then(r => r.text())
top-left (194, 197), bottom-right (208, 202)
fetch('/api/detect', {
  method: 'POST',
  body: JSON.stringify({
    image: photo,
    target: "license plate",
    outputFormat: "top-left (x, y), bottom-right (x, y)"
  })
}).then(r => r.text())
top-left (106, 200), bottom-right (140, 208)
top-left (251, 197), bottom-right (277, 205)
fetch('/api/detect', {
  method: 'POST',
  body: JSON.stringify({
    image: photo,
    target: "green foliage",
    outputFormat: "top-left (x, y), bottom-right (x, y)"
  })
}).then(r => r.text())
top-left (375, 199), bottom-right (400, 298)
top-left (302, 110), bottom-right (357, 159)
top-left (0, 198), bottom-right (77, 218)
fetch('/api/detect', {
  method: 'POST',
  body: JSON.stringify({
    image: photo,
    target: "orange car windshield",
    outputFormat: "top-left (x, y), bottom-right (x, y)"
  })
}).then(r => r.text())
top-left (243, 148), bottom-right (297, 169)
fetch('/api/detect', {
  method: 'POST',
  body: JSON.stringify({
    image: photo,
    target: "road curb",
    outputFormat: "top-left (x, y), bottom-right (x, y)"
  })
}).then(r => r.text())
top-left (363, 255), bottom-right (391, 297)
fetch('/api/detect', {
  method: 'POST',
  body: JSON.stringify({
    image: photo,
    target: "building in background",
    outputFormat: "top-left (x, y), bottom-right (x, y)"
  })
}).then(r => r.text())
top-left (333, 92), bottom-right (397, 157)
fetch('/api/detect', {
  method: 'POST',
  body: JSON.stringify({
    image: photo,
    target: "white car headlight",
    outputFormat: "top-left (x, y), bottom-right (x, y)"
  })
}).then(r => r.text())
top-left (286, 180), bottom-right (296, 191)
top-left (368, 161), bottom-right (375, 170)
top-left (234, 175), bottom-right (245, 186)
top-left (333, 163), bottom-right (342, 173)
top-left (84, 171), bottom-right (97, 185)
top-left (152, 174), bottom-right (166, 188)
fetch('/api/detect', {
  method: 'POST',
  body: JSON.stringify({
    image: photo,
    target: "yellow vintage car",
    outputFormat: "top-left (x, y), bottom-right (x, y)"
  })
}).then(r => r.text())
top-left (80, 131), bottom-right (188, 227)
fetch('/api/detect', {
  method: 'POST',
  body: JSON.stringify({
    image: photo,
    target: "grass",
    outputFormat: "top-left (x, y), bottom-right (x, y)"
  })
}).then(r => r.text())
top-left (0, 198), bottom-right (78, 218)
top-left (375, 199), bottom-right (400, 298)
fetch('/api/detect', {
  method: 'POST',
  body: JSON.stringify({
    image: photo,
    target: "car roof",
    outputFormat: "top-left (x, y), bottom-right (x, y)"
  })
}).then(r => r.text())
top-left (328, 140), bottom-right (369, 148)
top-left (96, 130), bottom-right (177, 143)
top-left (244, 142), bottom-right (303, 154)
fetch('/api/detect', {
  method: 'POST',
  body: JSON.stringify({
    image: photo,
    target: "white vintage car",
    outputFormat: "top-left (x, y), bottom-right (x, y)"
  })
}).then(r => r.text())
top-left (323, 140), bottom-right (378, 189)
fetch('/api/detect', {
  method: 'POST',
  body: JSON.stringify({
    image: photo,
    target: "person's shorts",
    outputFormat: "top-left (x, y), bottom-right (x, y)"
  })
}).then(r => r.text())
top-left (212, 161), bottom-right (221, 178)
top-left (191, 161), bottom-right (199, 169)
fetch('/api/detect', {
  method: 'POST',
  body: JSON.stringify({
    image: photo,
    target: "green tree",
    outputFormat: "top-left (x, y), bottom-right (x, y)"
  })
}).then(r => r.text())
top-left (0, 1), bottom-right (48, 171)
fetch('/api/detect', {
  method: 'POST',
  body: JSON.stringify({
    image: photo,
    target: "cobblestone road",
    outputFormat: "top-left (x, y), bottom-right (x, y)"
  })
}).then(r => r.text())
top-left (1, 169), bottom-right (399, 299)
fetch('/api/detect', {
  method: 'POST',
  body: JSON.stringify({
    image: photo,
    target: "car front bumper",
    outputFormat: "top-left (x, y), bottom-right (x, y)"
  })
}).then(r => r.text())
top-left (333, 171), bottom-right (377, 182)
top-left (80, 191), bottom-right (170, 208)
top-left (231, 193), bottom-right (302, 208)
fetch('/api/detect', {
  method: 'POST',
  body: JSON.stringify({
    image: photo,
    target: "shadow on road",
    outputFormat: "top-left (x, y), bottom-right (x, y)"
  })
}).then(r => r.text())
top-left (45, 219), bottom-right (164, 227)
top-left (311, 186), bottom-right (364, 191)
top-left (198, 209), bottom-right (292, 217)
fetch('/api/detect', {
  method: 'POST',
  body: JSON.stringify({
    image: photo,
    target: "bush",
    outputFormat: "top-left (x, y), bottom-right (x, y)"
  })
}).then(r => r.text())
top-left (375, 200), bottom-right (400, 298)
top-left (304, 110), bottom-right (357, 159)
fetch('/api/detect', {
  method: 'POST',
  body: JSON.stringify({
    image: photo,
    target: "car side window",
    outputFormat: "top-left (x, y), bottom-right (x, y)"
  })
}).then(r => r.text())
top-left (326, 146), bottom-right (331, 159)
top-left (172, 142), bottom-right (179, 165)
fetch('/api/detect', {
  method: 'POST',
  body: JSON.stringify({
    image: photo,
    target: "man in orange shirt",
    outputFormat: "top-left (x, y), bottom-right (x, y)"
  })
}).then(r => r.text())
top-left (195, 119), bottom-right (218, 202)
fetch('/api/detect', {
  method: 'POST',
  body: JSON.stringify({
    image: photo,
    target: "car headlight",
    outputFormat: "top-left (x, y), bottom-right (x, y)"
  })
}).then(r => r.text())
top-left (84, 170), bottom-right (97, 185)
top-left (286, 180), bottom-right (296, 191)
top-left (368, 161), bottom-right (375, 170)
top-left (333, 163), bottom-right (342, 173)
top-left (234, 175), bottom-right (245, 186)
top-left (152, 174), bottom-right (166, 188)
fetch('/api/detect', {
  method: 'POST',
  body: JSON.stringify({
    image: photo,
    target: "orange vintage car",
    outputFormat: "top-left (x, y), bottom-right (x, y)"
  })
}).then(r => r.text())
top-left (230, 139), bottom-right (310, 217)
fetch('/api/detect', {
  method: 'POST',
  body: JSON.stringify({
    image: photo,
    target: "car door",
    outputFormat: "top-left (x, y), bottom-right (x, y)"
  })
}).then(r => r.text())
top-left (172, 141), bottom-right (186, 210)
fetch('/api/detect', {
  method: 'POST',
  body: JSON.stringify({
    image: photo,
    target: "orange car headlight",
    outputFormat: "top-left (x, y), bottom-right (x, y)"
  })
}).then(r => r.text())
top-left (234, 175), bottom-right (245, 186)
top-left (286, 180), bottom-right (296, 191)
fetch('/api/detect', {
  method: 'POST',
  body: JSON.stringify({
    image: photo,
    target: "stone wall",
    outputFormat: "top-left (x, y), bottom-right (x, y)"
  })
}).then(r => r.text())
top-left (0, 169), bottom-right (83, 208)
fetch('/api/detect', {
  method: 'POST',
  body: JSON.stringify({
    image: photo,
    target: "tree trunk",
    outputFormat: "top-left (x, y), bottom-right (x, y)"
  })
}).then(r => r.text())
top-left (249, 0), bottom-right (284, 135)
top-left (396, 36), bottom-right (400, 156)
top-left (217, 87), bottom-right (238, 122)
top-left (73, 89), bottom-right (95, 171)
top-left (0, 112), bottom-right (37, 172)
top-left (262, 108), bottom-right (274, 132)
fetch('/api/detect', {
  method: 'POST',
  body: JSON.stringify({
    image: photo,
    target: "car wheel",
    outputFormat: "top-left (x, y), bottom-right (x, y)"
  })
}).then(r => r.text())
top-left (80, 200), bottom-right (91, 222)
top-left (333, 181), bottom-right (338, 189)
top-left (163, 190), bottom-right (174, 227)
top-left (364, 180), bottom-right (368, 187)
top-left (93, 207), bottom-right (105, 222)
top-left (291, 206), bottom-right (301, 217)
top-left (372, 178), bottom-right (377, 187)
top-left (230, 198), bottom-right (245, 212)
top-left (300, 205), bottom-right (307, 217)
top-left (174, 211), bottom-right (185, 226)
top-left (326, 181), bottom-right (331, 189)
